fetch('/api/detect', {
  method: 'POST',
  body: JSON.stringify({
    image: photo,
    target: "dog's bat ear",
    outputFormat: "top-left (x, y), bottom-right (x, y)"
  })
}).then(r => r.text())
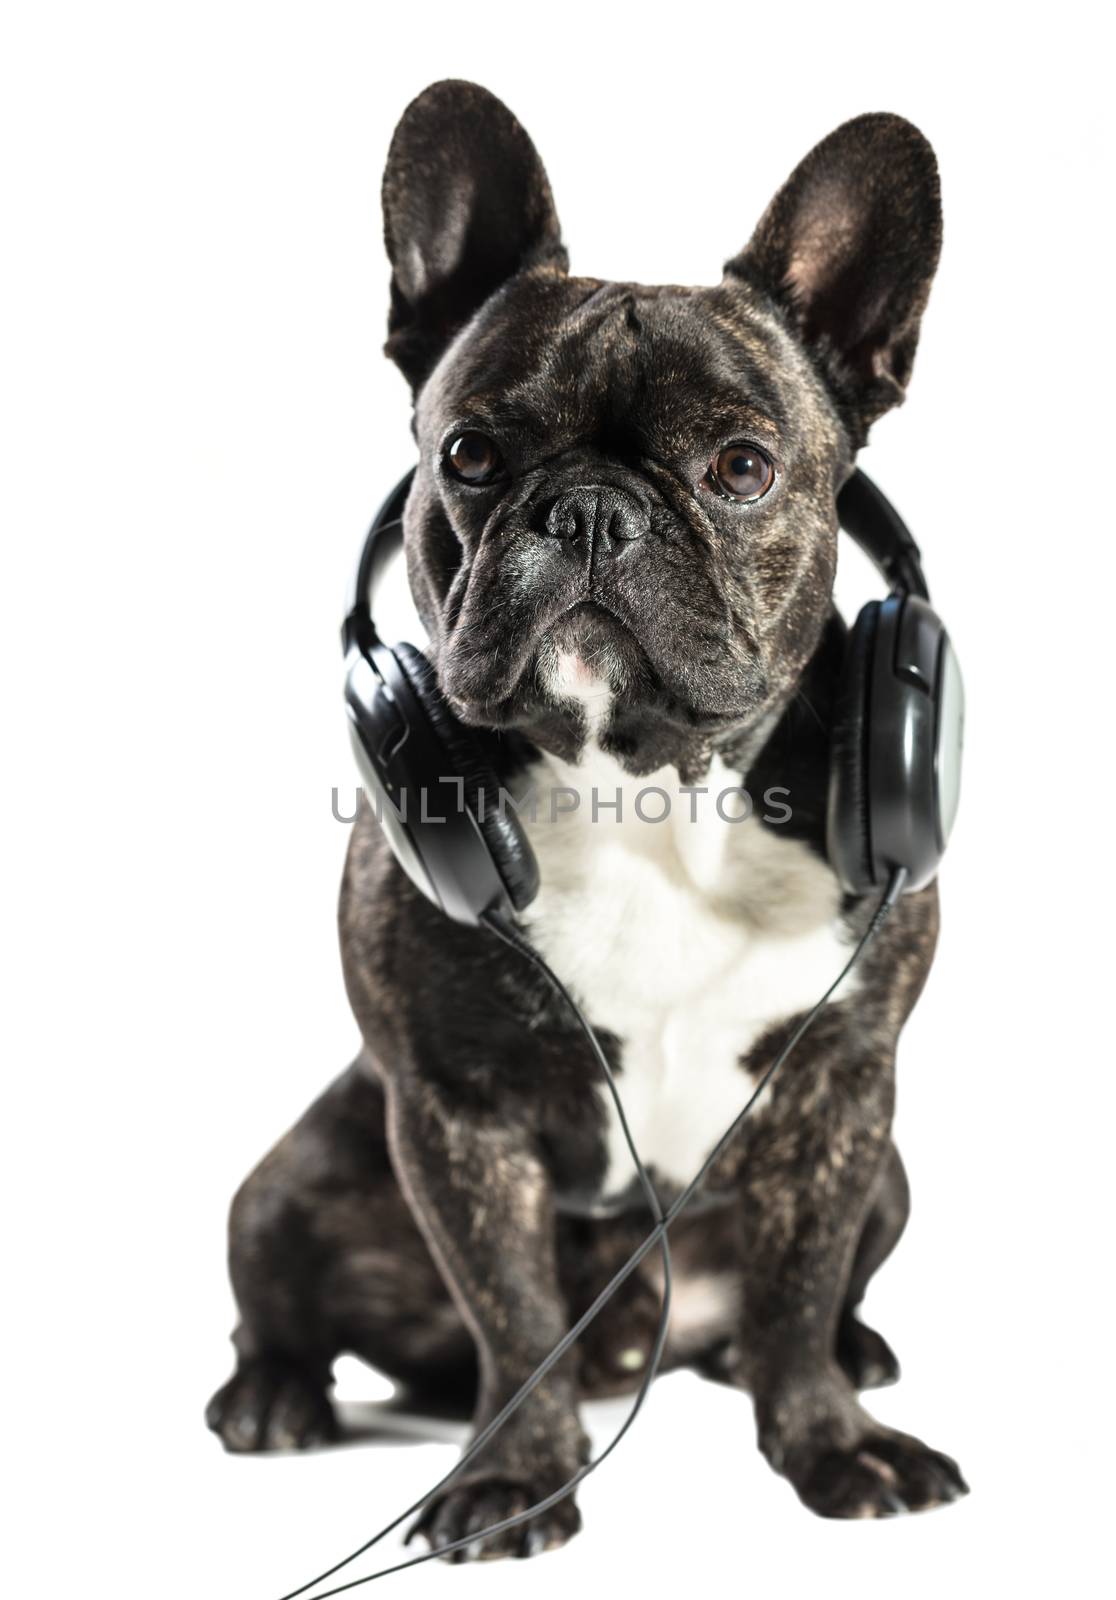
top-left (725, 114), bottom-right (942, 440)
top-left (381, 80), bottom-right (566, 393)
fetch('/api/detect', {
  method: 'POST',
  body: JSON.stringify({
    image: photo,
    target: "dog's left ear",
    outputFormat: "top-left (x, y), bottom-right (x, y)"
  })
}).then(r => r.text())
top-left (382, 80), bottom-right (567, 393)
top-left (726, 113), bottom-right (942, 439)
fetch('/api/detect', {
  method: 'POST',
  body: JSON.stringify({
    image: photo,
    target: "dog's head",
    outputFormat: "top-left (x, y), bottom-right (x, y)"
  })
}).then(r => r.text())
top-left (381, 81), bottom-right (941, 772)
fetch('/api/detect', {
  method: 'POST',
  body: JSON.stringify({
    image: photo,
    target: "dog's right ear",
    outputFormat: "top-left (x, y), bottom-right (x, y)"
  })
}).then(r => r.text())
top-left (725, 113), bottom-right (942, 443)
top-left (381, 80), bottom-right (566, 394)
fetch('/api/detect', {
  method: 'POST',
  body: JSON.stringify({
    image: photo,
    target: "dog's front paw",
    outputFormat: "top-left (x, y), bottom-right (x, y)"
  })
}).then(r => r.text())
top-left (793, 1428), bottom-right (968, 1518)
top-left (205, 1358), bottom-right (337, 1453)
top-left (406, 1475), bottom-right (581, 1562)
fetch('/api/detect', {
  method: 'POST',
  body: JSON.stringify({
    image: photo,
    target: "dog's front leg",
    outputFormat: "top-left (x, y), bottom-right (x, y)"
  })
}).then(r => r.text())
top-left (737, 1049), bottom-right (967, 1518)
top-left (386, 1077), bottom-right (588, 1560)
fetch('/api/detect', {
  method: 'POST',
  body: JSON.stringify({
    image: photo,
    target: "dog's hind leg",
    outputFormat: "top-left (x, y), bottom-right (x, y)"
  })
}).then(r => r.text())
top-left (835, 1143), bottom-right (909, 1391)
top-left (206, 1059), bottom-right (475, 1452)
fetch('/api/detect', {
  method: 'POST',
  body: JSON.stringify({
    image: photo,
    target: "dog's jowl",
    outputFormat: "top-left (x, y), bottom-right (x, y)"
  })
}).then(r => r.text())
top-left (207, 80), bottom-right (968, 1555)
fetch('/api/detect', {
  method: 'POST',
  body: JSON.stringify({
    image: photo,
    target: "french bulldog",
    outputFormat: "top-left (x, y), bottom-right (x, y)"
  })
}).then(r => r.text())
top-left (207, 79), bottom-right (968, 1557)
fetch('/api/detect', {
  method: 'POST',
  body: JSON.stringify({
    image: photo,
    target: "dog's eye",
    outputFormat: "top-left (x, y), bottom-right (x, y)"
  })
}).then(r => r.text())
top-left (707, 443), bottom-right (775, 502)
top-left (446, 432), bottom-right (502, 485)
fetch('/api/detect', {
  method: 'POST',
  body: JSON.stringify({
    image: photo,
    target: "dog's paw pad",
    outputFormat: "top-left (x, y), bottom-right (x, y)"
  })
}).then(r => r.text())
top-left (406, 1476), bottom-right (581, 1562)
top-left (798, 1431), bottom-right (968, 1518)
top-left (205, 1360), bottom-right (336, 1453)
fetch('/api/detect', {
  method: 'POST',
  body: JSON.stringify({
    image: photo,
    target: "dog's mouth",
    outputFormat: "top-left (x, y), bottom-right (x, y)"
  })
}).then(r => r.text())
top-left (434, 513), bottom-right (768, 741)
top-left (442, 593), bottom-right (656, 721)
top-left (440, 588), bottom-right (766, 747)
top-left (534, 600), bottom-right (649, 698)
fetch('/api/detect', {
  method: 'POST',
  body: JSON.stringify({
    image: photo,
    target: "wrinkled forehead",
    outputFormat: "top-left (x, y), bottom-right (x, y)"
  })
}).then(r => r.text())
top-left (417, 274), bottom-right (825, 461)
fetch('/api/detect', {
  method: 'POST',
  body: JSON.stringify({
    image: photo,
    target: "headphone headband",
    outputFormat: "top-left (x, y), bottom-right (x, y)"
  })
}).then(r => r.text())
top-left (342, 469), bottom-right (415, 654)
top-left (835, 470), bottom-right (930, 601)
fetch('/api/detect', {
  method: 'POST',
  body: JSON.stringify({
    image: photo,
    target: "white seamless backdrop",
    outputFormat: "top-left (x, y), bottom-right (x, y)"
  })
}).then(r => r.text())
top-left (2, 4), bottom-right (1112, 1597)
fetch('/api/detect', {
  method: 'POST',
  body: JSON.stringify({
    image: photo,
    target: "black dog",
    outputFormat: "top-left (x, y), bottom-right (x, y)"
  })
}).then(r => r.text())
top-left (207, 80), bottom-right (967, 1556)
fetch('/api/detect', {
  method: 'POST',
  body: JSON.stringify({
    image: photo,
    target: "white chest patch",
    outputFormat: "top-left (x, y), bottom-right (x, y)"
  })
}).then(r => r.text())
top-left (519, 680), bottom-right (856, 1201)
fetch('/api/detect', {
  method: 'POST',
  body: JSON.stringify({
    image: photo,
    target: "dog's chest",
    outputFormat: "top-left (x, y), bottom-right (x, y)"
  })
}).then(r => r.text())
top-left (520, 745), bottom-right (854, 1200)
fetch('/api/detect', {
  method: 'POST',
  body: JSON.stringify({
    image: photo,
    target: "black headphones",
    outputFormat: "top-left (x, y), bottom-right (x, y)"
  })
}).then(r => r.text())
top-left (342, 469), bottom-right (963, 925)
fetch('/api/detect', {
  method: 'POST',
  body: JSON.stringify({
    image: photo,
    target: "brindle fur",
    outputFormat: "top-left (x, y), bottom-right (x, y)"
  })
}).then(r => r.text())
top-left (207, 81), bottom-right (967, 1554)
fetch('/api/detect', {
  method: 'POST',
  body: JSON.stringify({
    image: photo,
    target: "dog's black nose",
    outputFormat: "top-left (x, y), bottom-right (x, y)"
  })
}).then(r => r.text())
top-left (543, 485), bottom-right (650, 547)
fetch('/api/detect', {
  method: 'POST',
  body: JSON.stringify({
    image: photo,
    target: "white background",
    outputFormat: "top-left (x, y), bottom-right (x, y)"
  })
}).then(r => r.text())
top-left (3, 3), bottom-right (1113, 1596)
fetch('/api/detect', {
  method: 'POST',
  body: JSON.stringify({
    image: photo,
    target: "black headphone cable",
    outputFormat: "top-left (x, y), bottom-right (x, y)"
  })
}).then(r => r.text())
top-left (274, 866), bottom-right (907, 1598)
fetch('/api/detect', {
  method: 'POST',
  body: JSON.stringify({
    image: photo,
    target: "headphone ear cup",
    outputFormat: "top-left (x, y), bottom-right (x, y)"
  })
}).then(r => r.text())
top-left (392, 643), bottom-right (540, 913)
top-left (827, 602), bottom-right (878, 895)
